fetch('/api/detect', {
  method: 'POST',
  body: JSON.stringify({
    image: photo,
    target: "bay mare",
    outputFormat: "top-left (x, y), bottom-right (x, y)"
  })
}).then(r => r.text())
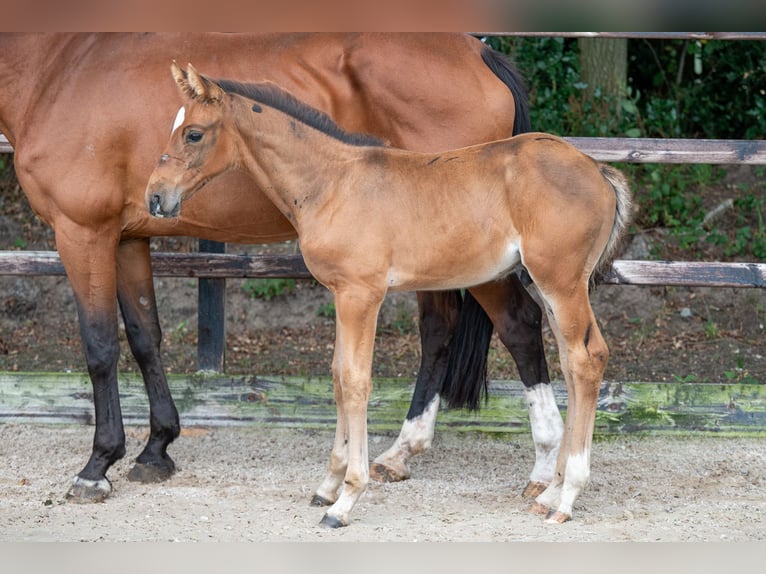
top-left (146, 65), bottom-right (632, 526)
top-left (0, 34), bottom-right (559, 504)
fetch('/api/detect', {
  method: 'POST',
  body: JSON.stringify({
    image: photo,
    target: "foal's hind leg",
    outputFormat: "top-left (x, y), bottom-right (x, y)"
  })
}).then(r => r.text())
top-left (371, 290), bottom-right (460, 482)
top-left (530, 285), bottom-right (608, 523)
top-left (116, 239), bottom-right (180, 484)
top-left (468, 276), bottom-right (563, 498)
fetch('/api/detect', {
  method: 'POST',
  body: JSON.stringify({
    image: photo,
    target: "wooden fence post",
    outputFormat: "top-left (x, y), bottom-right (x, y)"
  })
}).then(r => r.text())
top-left (197, 240), bottom-right (226, 372)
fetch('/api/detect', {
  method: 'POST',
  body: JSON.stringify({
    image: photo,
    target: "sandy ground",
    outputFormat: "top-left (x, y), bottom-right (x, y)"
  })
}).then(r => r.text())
top-left (0, 423), bottom-right (763, 542)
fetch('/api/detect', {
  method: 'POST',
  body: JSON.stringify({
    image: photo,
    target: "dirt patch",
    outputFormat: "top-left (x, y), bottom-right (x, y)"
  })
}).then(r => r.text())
top-left (0, 424), bottom-right (763, 541)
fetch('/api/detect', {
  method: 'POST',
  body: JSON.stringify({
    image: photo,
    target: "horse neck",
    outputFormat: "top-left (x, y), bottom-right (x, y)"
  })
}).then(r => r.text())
top-left (0, 33), bottom-right (80, 143)
top-left (234, 102), bottom-right (364, 228)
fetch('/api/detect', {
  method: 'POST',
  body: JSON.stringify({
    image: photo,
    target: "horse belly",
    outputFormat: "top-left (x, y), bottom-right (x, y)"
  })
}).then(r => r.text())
top-left (389, 239), bottom-right (521, 292)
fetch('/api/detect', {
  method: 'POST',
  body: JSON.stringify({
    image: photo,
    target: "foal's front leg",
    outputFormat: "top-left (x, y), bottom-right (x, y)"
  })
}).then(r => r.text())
top-left (311, 318), bottom-right (349, 507)
top-left (315, 288), bottom-right (383, 528)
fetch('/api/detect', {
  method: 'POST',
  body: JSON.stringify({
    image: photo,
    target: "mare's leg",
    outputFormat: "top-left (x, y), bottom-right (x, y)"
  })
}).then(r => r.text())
top-left (530, 285), bottom-right (607, 523)
top-left (316, 288), bottom-right (383, 528)
top-left (468, 275), bottom-right (563, 497)
top-left (370, 290), bottom-right (460, 482)
top-left (116, 239), bottom-right (180, 483)
top-left (56, 221), bottom-right (125, 503)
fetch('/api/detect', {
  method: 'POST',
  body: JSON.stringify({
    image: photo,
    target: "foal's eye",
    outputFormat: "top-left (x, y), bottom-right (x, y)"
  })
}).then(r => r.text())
top-left (185, 130), bottom-right (204, 144)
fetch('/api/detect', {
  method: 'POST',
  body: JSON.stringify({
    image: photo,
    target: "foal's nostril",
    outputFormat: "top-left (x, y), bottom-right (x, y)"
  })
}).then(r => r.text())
top-left (149, 194), bottom-right (164, 217)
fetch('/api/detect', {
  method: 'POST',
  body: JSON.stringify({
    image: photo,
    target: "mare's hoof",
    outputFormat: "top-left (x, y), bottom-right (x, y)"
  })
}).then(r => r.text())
top-left (65, 476), bottom-right (112, 504)
top-left (127, 461), bottom-right (175, 484)
top-left (545, 510), bottom-right (572, 524)
top-left (370, 461), bottom-right (410, 483)
top-left (319, 514), bottom-right (347, 529)
top-left (310, 494), bottom-right (333, 507)
top-left (522, 481), bottom-right (549, 499)
top-left (528, 501), bottom-right (550, 516)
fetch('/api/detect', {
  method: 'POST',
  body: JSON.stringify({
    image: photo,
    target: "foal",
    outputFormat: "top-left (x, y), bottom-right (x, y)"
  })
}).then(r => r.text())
top-left (147, 64), bottom-right (633, 527)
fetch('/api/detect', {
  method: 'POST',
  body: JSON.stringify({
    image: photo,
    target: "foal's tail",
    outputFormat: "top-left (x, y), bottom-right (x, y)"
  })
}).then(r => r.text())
top-left (594, 164), bottom-right (634, 280)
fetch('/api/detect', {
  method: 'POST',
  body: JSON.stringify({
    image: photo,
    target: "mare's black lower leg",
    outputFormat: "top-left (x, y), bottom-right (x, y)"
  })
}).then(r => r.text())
top-left (407, 290), bottom-right (462, 418)
top-left (116, 239), bottom-right (180, 483)
top-left (456, 273), bottom-right (562, 498)
top-left (494, 274), bottom-right (562, 497)
top-left (496, 273), bottom-right (550, 388)
top-left (370, 290), bottom-right (461, 482)
top-left (66, 306), bottom-right (126, 503)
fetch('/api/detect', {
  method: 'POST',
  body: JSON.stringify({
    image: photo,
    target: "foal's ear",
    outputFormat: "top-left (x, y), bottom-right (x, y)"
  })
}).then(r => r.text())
top-left (171, 61), bottom-right (224, 105)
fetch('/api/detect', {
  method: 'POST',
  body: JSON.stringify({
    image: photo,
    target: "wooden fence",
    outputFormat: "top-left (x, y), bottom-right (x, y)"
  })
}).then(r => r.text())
top-left (1, 33), bottom-right (766, 433)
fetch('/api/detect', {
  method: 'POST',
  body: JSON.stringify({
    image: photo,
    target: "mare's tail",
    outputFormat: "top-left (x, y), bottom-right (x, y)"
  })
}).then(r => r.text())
top-left (480, 46), bottom-right (531, 136)
top-left (593, 164), bottom-right (634, 280)
top-left (439, 46), bottom-right (532, 411)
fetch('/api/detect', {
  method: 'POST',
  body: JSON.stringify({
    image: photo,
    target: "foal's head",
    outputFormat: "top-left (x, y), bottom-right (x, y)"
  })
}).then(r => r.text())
top-left (146, 62), bottom-right (236, 218)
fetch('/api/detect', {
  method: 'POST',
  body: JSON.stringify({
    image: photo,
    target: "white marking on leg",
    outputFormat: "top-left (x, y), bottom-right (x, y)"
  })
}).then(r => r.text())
top-left (555, 449), bottom-right (591, 517)
top-left (67, 475), bottom-right (112, 500)
top-left (372, 394), bottom-right (439, 477)
top-left (525, 383), bottom-right (564, 483)
top-left (171, 106), bottom-right (186, 134)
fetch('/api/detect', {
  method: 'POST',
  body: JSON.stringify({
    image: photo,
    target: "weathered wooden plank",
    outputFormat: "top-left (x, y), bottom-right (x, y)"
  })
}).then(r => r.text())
top-left (567, 137), bottom-right (766, 164)
top-left (0, 250), bottom-right (312, 278)
top-left (1, 251), bottom-right (765, 288)
top-left (6, 135), bottom-right (766, 164)
top-left (0, 373), bottom-right (764, 435)
top-left (477, 32), bottom-right (766, 41)
top-left (149, 252), bottom-right (312, 278)
top-left (602, 260), bottom-right (766, 288)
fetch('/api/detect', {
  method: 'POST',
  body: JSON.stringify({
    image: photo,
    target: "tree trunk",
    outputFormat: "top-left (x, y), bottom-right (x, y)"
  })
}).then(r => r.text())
top-left (578, 37), bottom-right (628, 116)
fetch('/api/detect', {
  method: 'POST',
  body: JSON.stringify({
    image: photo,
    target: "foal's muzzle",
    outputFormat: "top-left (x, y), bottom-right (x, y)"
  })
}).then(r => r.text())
top-left (148, 193), bottom-right (180, 218)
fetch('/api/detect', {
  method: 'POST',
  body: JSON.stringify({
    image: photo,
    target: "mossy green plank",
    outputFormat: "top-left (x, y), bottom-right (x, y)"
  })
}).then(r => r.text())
top-left (0, 372), bottom-right (764, 436)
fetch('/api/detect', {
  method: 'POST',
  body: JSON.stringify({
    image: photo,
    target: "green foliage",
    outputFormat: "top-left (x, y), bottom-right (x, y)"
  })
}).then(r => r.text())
top-left (489, 36), bottom-right (766, 139)
top-left (632, 163), bottom-right (723, 229)
top-left (484, 36), bottom-right (766, 259)
top-left (316, 301), bottom-right (335, 318)
top-left (243, 278), bottom-right (296, 301)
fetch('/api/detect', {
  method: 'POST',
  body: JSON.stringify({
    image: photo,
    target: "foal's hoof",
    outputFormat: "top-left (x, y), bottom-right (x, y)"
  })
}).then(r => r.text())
top-left (310, 494), bottom-right (333, 507)
top-left (319, 514), bottom-right (348, 529)
top-left (370, 461), bottom-right (411, 483)
top-left (127, 460), bottom-right (175, 484)
top-left (545, 510), bottom-right (572, 524)
top-left (522, 481), bottom-right (549, 499)
top-left (528, 501), bottom-right (551, 516)
top-left (65, 476), bottom-right (112, 504)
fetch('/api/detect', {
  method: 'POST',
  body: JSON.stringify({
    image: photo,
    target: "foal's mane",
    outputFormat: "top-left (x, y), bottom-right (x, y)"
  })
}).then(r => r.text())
top-left (214, 78), bottom-right (385, 148)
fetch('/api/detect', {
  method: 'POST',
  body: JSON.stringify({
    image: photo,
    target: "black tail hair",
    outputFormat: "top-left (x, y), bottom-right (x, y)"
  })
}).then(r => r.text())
top-left (439, 291), bottom-right (494, 410)
top-left (480, 46), bottom-right (532, 136)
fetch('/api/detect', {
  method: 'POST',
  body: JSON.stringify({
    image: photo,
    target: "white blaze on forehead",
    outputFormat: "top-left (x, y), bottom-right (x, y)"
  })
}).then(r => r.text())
top-left (171, 106), bottom-right (186, 134)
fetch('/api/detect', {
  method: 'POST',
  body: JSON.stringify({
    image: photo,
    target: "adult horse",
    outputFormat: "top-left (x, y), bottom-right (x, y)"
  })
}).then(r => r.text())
top-left (146, 65), bottom-right (632, 526)
top-left (0, 33), bottom-right (559, 503)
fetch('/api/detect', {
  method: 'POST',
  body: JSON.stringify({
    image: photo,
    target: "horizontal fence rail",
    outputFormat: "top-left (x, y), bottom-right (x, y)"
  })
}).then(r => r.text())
top-left (1, 251), bottom-right (765, 289)
top-left (475, 32), bottom-right (766, 40)
top-left (5, 135), bottom-right (766, 163)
